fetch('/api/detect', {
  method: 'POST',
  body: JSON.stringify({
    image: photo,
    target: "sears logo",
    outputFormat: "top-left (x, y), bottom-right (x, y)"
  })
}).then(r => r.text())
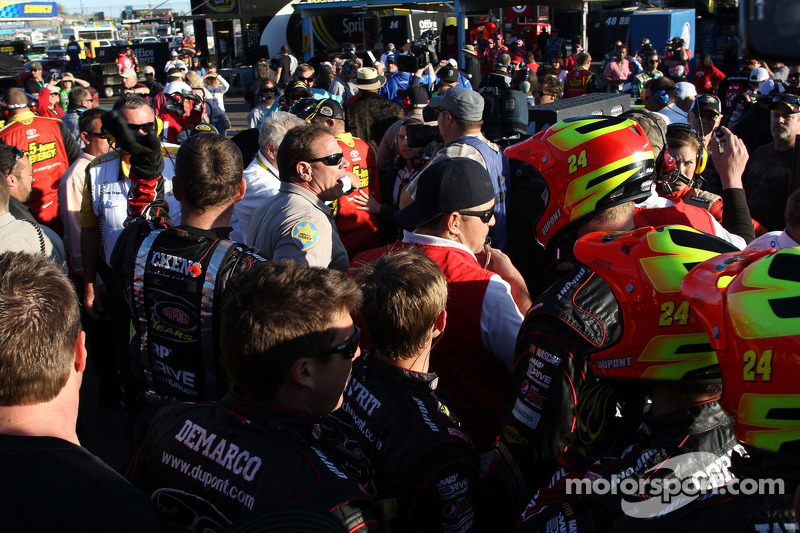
top-left (350, 149), bottom-right (359, 159)
top-left (163, 307), bottom-right (189, 324)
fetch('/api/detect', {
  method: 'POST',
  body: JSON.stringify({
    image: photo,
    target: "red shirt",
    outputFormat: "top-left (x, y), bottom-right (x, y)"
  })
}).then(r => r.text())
top-left (332, 132), bottom-right (380, 258)
top-left (0, 110), bottom-right (70, 233)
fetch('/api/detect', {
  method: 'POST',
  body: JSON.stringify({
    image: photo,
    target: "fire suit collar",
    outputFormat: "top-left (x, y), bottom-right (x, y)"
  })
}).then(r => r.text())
top-left (9, 110), bottom-right (36, 124)
top-left (361, 349), bottom-right (439, 389)
top-left (642, 399), bottom-right (729, 437)
top-left (175, 224), bottom-right (234, 241)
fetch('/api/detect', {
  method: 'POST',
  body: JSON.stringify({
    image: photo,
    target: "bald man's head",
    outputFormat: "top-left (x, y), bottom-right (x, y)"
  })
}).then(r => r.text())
top-left (3, 88), bottom-right (29, 115)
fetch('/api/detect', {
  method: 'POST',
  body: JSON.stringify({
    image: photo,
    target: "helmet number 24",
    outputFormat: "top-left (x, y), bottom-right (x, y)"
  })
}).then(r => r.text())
top-left (568, 150), bottom-right (589, 174)
top-left (658, 300), bottom-right (690, 326)
top-left (742, 349), bottom-right (773, 382)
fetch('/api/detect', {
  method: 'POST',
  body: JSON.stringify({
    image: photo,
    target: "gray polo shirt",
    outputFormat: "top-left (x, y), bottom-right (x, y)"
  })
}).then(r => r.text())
top-left (247, 181), bottom-right (349, 271)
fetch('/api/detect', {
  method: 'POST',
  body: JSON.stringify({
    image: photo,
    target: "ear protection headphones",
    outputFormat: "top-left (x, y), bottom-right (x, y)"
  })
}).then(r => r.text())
top-left (666, 122), bottom-right (708, 175)
top-left (654, 89), bottom-right (670, 106)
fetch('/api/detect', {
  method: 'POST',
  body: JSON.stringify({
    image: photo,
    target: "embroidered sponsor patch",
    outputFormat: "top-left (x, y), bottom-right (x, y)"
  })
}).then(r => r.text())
top-left (291, 220), bottom-right (319, 250)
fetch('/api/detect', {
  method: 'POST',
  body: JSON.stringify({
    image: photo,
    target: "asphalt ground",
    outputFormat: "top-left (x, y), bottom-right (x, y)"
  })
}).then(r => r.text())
top-left (78, 94), bottom-right (254, 475)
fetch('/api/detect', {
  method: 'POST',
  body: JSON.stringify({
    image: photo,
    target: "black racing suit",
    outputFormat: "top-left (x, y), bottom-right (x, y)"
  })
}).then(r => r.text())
top-left (483, 258), bottom-right (621, 527)
top-left (643, 452), bottom-right (800, 532)
top-left (515, 400), bottom-right (742, 532)
top-left (328, 351), bottom-right (482, 532)
top-left (110, 172), bottom-right (267, 442)
top-left (128, 390), bottom-right (382, 532)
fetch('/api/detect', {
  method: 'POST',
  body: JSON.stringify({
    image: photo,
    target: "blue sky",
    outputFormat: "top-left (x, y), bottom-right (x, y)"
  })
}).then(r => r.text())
top-left (59, 0), bottom-right (192, 17)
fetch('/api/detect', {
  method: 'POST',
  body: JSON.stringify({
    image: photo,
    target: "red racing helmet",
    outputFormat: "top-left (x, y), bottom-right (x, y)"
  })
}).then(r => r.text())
top-left (680, 247), bottom-right (800, 456)
top-left (504, 116), bottom-right (655, 248)
top-left (574, 225), bottom-right (737, 383)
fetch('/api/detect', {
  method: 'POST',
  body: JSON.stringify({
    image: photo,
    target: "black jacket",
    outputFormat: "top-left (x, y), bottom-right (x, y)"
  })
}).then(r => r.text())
top-left (483, 259), bottom-right (619, 527)
top-left (328, 351), bottom-right (482, 531)
top-left (128, 391), bottom-right (382, 532)
top-left (516, 400), bottom-right (742, 532)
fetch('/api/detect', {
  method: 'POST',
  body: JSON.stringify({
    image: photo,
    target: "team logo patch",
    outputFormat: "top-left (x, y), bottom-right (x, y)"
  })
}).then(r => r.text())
top-left (291, 220), bottom-right (319, 250)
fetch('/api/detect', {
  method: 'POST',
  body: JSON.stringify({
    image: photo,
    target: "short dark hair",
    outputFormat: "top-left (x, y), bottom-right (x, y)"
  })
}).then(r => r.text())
top-left (0, 251), bottom-right (81, 405)
top-left (78, 107), bottom-right (104, 134)
top-left (220, 261), bottom-right (361, 401)
top-left (452, 117), bottom-right (484, 130)
top-left (541, 74), bottom-right (564, 100)
top-left (0, 143), bottom-right (21, 177)
top-left (174, 133), bottom-right (243, 211)
top-left (356, 250), bottom-right (447, 360)
top-left (69, 86), bottom-right (90, 109)
top-left (112, 93), bottom-right (150, 113)
top-left (277, 123), bottom-right (334, 182)
top-left (646, 77), bottom-right (677, 101)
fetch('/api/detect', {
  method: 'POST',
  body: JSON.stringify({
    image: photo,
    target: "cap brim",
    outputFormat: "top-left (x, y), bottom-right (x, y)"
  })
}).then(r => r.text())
top-left (770, 101), bottom-right (800, 113)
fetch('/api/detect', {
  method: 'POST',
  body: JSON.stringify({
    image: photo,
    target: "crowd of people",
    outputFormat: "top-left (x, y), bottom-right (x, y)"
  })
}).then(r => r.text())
top-left (0, 25), bottom-right (799, 533)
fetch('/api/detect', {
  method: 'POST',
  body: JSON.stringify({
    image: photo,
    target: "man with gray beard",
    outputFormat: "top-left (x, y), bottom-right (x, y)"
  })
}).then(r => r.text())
top-left (742, 93), bottom-right (800, 230)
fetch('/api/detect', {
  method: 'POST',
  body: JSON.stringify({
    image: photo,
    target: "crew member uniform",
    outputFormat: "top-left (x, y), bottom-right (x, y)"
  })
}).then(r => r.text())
top-left (332, 131), bottom-right (381, 258)
top-left (79, 146), bottom-right (181, 267)
top-left (0, 109), bottom-right (80, 235)
top-left (329, 351), bottom-right (482, 531)
top-left (111, 167), bottom-right (267, 441)
top-left (351, 232), bottom-right (522, 457)
top-left (128, 391), bottom-right (382, 532)
top-left (515, 401), bottom-right (742, 531)
top-left (247, 181), bottom-right (349, 271)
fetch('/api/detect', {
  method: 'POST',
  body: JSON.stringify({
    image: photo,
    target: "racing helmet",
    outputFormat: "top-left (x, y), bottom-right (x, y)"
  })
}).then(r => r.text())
top-left (574, 225), bottom-right (738, 383)
top-left (680, 247), bottom-right (800, 457)
top-left (504, 116), bottom-right (655, 248)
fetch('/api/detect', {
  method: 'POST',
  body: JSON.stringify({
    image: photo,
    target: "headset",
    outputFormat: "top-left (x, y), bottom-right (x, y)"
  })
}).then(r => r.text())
top-left (666, 122), bottom-right (708, 174)
top-left (653, 88), bottom-right (670, 106)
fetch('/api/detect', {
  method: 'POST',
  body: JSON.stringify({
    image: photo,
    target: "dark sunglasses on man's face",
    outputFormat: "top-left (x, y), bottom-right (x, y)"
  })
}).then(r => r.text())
top-left (306, 152), bottom-right (344, 166)
top-left (87, 130), bottom-right (107, 139)
top-left (261, 87), bottom-right (277, 94)
top-left (299, 76), bottom-right (314, 82)
top-left (128, 122), bottom-right (157, 134)
top-left (458, 207), bottom-right (495, 223)
top-left (310, 325), bottom-right (361, 360)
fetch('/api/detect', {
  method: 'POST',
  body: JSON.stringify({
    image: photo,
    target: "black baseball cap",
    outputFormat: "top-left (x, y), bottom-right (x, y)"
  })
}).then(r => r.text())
top-left (394, 158), bottom-right (495, 229)
top-left (290, 97), bottom-right (345, 121)
top-left (693, 94), bottom-right (722, 116)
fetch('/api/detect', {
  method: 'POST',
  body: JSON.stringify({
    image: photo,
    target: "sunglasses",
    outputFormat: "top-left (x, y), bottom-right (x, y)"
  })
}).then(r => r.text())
top-left (128, 122), bottom-right (157, 134)
top-left (298, 76), bottom-right (314, 82)
top-left (458, 207), bottom-right (495, 223)
top-left (306, 152), bottom-right (344, 166)
top-left (311, 325), bottom-right (361, 360)
top-left (87, 130), bottom-right (108, 139)
top-left (261, 87), bottom-right (277, 94)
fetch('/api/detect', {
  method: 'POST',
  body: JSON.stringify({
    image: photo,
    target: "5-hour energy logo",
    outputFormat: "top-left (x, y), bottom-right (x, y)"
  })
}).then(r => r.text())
top-left (26, 141), bottom-right (58, 165)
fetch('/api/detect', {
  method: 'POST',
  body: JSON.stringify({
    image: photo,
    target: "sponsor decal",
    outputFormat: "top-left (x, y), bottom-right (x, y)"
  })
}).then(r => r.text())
top-left (174, 420), bottom-right (263, 481)
top-left (511, 398), bottom-right (542, 429)
top-left (414, 397), bottom-right (439, 432)
top-left (27, 140), bottom-right (58, 165)
top-left (448, 427), bottom-right (469, 442)
top-left (534, 346), bottom-right (562, 366)
top-left (502, 425), bottom-right (529, 446)
top-left (556, 267), bottom-right (586, 300)
top-left (155, 301), bottom-right (195, 327)
top-left (595, 356), bottom-right (632, 370)
top-left (150, 251), bottom-right (200, 277)
top-left (150, 341), bottom-right (172, 359)
top-left (291, 220), bottom-right (319, 250)
top-left (541, 208), bottom-right (562, 237)
top-left (346, 378), bottom-right (382, 415)
top-left (350, 149), bottom-right (359, 159)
